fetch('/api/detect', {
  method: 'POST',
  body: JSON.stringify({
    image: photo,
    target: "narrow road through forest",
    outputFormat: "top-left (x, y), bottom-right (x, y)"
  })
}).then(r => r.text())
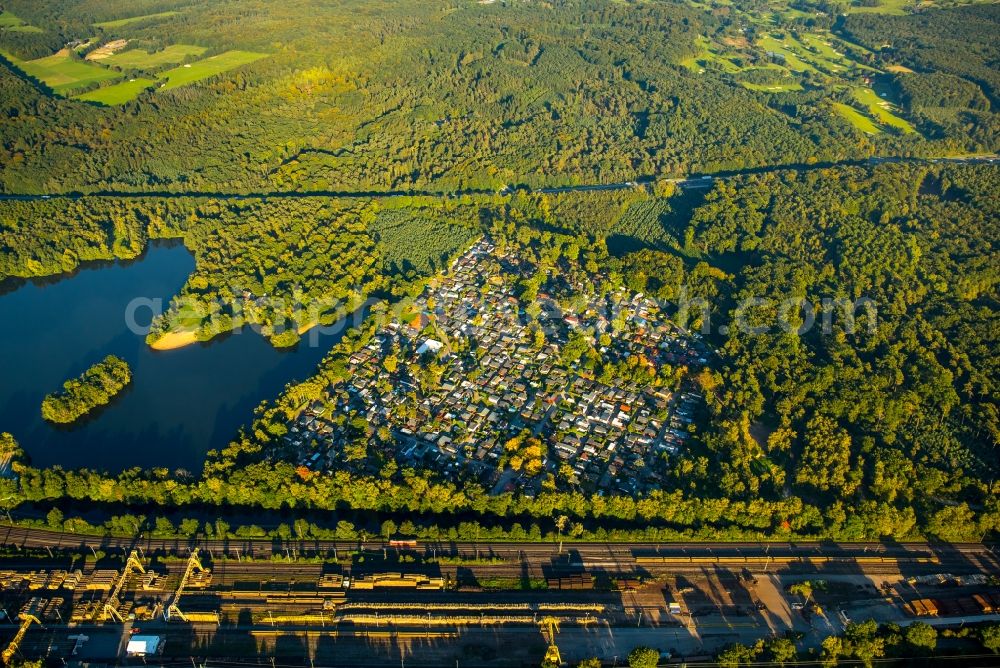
top-left (0, 154), bottom-right (994, 201)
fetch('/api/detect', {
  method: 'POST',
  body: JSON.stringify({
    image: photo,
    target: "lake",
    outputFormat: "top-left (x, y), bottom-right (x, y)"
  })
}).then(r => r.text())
top-left (0, 243), bottom-right (345, 472)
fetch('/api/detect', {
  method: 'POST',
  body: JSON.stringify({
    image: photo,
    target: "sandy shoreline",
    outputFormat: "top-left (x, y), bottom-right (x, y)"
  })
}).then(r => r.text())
top-left (149, 322), bottom-right (318, 350)
top-left (148, 330), bottom-right (199, 350)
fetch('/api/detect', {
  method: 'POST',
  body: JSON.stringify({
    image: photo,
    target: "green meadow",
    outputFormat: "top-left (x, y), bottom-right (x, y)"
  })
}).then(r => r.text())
top-left (93, 11), bottom-right (179, 29)
top-left (758, 34), bottom-right (816, 73)
top-left (0, 49), bottom-right (121, 94)
top-left (2, 43), bottom-right (267, 104)
top-left (74, 77), bottom-right (157, 104)
top-left (680, 36), bottom-right (744, 74)
top-left (0, 11), bottom-right (23, 27)
top-left (157, 51), bottom-right (267, 91)
top-left (833, 102), bottom-right (881, 134)
top-left (0, 10), bottom-right (43, 33)
top-left (852, 86), bottom-right (916, 133)
top-left (104, 44), bottom-right (207, 70)
top-left (845, 0), bottom-right (913, 14)
top-left (742, 79), bottom-right (803, 92)
top-left (756, 31), bottom-right (879, 79)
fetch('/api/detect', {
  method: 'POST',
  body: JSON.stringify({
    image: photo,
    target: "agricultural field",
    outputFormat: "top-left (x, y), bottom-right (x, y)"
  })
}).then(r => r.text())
top-left (0, 10), bottom-right (43, 33)
top-left (93, 11), bottom-right (179, 29)
top-left (103, 44), bottom-right (206, 70)
top-left (852, 85), bottom-right (916, 133)
top-left (833, 101), bottom-right (881, 134)
top-left (0, 48), bottom-right (120, 94)
top-left (73, 77), bottom-right (156, 105)
top-left (157, 50), bottom-right (267, 91)
top-left (2, 43), bottom-right (267, 104)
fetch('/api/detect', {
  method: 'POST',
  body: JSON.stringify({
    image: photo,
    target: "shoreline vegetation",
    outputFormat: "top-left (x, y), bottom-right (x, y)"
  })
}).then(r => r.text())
top-left (40, 355), bottom-right (132, 424)
top-left (146, 322), bottom-right (319, 351)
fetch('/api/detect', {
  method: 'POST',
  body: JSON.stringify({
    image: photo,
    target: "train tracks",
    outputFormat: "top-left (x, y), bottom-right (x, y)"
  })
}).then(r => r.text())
top-left (2, 524), bottom-right (997, 575)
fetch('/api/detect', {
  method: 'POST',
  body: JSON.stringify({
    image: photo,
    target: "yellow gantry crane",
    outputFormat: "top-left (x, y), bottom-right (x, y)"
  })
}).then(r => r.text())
top-left (164, 548), bottom-right (207, 622)
top-left (98, 550), bottom-right (146, 622)
top-left (2, 613), bottom-right (40, 665)
top-left (538, 616), bottom-right (562, 667)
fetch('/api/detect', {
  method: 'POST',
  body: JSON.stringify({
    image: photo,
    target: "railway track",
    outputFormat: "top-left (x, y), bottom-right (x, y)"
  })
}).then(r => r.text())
top-left (2, 524), bottom-right (997, 575)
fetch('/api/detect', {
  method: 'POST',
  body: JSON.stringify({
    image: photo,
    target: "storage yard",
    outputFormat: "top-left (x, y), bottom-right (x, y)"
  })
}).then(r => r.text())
top-left (0, 533), bottom-right (997, 665)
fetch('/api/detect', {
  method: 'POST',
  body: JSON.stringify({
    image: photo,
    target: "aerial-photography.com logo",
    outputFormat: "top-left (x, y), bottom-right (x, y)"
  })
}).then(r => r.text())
top-left (123, 285), bottom-right (879, 348)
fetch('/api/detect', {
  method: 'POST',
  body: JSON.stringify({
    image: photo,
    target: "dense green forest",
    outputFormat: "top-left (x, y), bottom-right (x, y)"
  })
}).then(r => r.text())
top-left (1, 161), bottom-right (996, 541)
top-left (40, 354), bottom-right (131, 423)
top-left (0, 0), bottom-right (996, 543)
top-left (841, 4), bottom-right (999, 145)
top-left (843, 4), bottom-right (999, 105)
top-left (0, 0), bottom-right (996, 195)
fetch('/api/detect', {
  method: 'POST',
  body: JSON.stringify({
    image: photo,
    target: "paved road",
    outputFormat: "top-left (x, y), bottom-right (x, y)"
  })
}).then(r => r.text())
top-left (0, 155), bottom-right (994, 202)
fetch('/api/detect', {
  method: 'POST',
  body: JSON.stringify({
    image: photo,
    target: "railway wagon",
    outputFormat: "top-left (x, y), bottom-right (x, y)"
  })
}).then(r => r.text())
top-left (388, 540), bottom-right (418, 549)
top-left (974, 593), bottom-right (997, 614)
top-left (349, 573), bottom-right (444, 590)
top-left (635, 555), bottom-right (940, 566)
top-left (546, 574), bottom-right (594, 590)
top-left (906, 594), bottom-right (999, 617)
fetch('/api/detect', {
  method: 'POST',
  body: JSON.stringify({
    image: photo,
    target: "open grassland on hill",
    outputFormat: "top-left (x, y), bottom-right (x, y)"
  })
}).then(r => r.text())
top-left (833, 102), bottom-right (881, 134)
top-left (103, 44), bottom-right (206, 70)
top-left (93, 11), bottom-right (179, 29)
top-left (852, 85), bottom-right (917, 133)
top-left (2, 43), bottom-right (266, 104)
top-left (157, 50), bottom-right (267, 91)
top-left (74, 76), bottom-right (157, 104)
top-left (1, 48), bottom-right (119, 93)
top-left (0, 10), bottom-right (42, 32)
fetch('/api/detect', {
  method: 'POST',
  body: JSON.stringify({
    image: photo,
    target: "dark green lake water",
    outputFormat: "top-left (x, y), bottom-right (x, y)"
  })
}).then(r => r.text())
top-left (0, 243), bottom-right (342, 472)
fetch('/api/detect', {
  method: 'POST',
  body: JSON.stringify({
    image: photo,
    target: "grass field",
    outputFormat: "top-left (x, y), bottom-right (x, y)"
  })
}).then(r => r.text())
top-left (833, 102), bottom-right (881, 134)
top-left (93, 11), bottom-right (179, 29)
top-left (2, 45), bottom-right (266, 102)
top-left (0, 49), bottom-right (121, 94)
top-left (846, 0), bottom-right (914, 14)
top-left (157, 50), bottom-right (267, 90)
top-left (680, 36), bottom-right (744, 73)
top-left (742, 80), bottom-right (803, 92)
top-left (74, 77), bottom-right (157, 104)
top-left (104, 44), bottom-right (207, 70)
top-left (760, 33), bottom-right (873, 76)
top-left (4, 24), bottom-right (43, 33)
top-left (0, 11), bottom-right (22, 27)
top-left (852, 86), bottom-right (916, 133)
top-left (0, 10), bottom-right (43, 32)
top-left (682, 31), bottom-right (865, 94)
top-left (799, 34), bottom-right (878, 73)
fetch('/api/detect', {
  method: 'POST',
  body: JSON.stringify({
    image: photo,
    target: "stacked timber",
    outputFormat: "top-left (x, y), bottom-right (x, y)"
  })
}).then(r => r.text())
top-left (84, 570), bottom-right (118, 590)
top-left (546, 574), bottom-right (594, 590)
top-left (318, 574), bottom-right (344, 588)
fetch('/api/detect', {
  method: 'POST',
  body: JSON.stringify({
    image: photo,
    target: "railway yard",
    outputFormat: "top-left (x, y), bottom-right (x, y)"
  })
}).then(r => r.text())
top-left (0, 529), bottom-right (998, 665)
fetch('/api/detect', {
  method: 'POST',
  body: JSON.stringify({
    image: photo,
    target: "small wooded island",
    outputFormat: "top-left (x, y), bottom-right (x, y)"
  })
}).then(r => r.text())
top-left (41, 355), bottom-right (132, 424)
